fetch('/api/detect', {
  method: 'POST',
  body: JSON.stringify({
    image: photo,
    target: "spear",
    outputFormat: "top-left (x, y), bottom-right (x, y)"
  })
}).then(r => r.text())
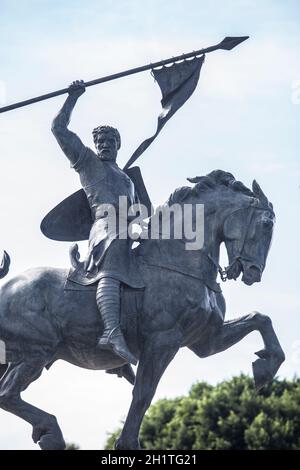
top-left (0, 36), bottom-right (248, 114)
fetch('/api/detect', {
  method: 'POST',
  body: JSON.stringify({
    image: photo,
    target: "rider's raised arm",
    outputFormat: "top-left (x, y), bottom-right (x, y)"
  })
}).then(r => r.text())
top-left (51, 80), bottom-right (86, 167)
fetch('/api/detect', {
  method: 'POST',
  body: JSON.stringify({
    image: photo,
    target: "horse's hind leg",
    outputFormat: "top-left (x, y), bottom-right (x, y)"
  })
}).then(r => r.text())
top-left (116, 328), bottom-right (182, 450)
top-left (189, 312), bottom-right (285, 389)
top-left (0, 359), bottom-right (65, 450)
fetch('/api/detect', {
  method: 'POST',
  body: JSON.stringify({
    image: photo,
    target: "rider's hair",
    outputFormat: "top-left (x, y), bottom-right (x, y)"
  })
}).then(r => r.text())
top-left (92, 126), bottom-right (121, 150)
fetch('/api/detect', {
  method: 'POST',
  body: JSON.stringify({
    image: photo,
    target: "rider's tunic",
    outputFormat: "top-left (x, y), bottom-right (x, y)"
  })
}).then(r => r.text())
top-left (72, 145), bottom-right (144, 288)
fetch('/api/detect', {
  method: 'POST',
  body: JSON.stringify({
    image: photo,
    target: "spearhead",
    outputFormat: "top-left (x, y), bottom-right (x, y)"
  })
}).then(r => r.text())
top-left (218, 36), bottom-right (249, 50)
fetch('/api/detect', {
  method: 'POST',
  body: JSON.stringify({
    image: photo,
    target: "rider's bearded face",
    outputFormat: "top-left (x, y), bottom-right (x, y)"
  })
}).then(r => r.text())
top-left (95, 132), bottom-right (118, 161)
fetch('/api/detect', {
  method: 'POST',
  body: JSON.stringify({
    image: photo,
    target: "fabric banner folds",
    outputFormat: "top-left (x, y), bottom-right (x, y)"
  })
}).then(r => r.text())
top-left (123, 54), bottom-right (205, 170)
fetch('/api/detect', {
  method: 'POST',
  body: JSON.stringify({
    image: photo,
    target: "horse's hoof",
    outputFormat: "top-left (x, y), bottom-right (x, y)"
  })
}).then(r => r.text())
top-left (252, 352), bottom-right (285, 390)
top-left (38, 432), bottom-right (66, 450)
top-left (252, 358), bottom-right (273, 390)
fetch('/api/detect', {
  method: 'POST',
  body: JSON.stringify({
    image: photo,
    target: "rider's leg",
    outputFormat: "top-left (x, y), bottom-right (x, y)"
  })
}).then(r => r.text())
top-left (96, 277), bottom-right (137, 365)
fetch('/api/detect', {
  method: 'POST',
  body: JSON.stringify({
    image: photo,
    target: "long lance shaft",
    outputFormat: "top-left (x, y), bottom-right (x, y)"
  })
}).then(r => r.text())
top-left (0, 36), bottom-right (249, 114)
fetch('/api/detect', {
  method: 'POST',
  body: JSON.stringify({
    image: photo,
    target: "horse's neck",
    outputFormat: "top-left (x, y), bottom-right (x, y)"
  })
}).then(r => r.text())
top-left (137, 193), bottom-right (228, 278)
top-left (137, 231), bottom-right (221, 281)
top-left (139, 185), bottom-right (252, 278)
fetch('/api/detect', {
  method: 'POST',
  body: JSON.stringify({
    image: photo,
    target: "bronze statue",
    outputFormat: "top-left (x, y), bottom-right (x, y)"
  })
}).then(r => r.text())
top-left (0, 36), bottom-right (285, 451)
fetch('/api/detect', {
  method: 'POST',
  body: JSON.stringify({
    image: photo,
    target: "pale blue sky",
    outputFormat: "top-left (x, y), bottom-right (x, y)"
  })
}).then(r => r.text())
top-left (0, 0), bottom-right (299, 450)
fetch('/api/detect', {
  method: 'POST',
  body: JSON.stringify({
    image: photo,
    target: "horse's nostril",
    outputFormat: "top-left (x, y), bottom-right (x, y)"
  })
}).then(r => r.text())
top-left (241, 264), bottom-right (261, 285)
top-left (247, 265), bottom-right (261, 280)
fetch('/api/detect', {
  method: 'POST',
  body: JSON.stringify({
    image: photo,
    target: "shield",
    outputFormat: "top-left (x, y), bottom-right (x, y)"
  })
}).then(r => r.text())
top-left (40, 166), bottom-right (152, 242)
top-left (40, 189), bottom-right (92, 241)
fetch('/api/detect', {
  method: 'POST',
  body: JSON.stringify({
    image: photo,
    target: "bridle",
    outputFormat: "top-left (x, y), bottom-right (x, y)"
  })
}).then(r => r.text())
top-left (205, 203), bottom-right (258, 282)
top-left (140, 198), bottom-right (272, 285)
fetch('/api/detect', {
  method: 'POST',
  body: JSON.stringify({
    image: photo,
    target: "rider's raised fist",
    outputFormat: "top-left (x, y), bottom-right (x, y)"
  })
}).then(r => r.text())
top-left (68, 80), bottom-right (86, 97)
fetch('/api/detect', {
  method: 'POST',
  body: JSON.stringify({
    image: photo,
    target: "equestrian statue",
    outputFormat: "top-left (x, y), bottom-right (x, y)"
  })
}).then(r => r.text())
top-left (0, 37), bottom-right (285, 450)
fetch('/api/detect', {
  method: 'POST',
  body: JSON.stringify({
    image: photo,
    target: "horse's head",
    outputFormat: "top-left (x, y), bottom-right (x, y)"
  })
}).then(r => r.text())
top-left (166, 170), bottom-right (274, 286)
top-left (223, 180), bottom-right (275, 285)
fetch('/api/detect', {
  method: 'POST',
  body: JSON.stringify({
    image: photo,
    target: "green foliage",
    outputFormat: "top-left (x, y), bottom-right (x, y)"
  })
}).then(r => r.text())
top-left (104, 375), bottom-right (300, 450)
top-left (65, 442), bottom-right (80, 450)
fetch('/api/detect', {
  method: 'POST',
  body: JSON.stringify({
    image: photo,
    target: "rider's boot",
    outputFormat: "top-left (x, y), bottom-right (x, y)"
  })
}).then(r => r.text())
top-left (96, 277), bottom-right (137, 365)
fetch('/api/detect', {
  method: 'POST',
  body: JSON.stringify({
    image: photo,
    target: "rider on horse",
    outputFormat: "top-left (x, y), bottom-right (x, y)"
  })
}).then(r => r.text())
top-left (51, 80), bottom-right (143, 366)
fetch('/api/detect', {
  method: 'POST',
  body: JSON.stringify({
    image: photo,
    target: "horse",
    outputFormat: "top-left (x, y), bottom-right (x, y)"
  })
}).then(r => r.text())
top-left (0, 170), bottom-right (285, 450)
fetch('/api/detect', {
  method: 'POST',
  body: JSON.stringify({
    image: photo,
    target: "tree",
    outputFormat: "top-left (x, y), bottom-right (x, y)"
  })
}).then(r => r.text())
top-left (105, 375), bottom-right (300, 450)
top-left (65, 442), bottom-right (80, 450)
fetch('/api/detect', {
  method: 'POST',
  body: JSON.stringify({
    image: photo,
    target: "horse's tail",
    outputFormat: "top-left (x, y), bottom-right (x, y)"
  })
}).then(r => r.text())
top-left (69, 243), bottom-right (80, 269)
top-left (0, 251), bottom-right (10, 279)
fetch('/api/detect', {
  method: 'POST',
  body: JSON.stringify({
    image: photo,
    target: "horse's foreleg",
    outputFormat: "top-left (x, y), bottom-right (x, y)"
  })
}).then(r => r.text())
top-left (0, 360), bottom-right (65, 450)
top-left (189, 312), bottom-right (285, 389)
top-left (116, 328), bottom-right (182, 450)
top-left (250, 313), bottom-right (285, 389)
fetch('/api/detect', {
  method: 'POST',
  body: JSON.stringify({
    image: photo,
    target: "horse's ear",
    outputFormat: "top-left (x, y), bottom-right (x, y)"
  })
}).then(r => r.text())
top-left (187, 177), bottom-right (201, 183)
top-left (252, 180), bottom-right (269, 206)
top-left (187, 176), bottom-right (215, 190)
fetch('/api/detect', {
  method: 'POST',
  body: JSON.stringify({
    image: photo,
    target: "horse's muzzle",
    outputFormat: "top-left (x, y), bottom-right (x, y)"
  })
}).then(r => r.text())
top-left (241, 264), bottom-right (262, 285)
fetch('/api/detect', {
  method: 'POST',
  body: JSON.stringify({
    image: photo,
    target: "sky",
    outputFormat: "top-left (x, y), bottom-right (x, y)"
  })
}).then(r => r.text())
top-left (0, 0), bottom-right (299, 450)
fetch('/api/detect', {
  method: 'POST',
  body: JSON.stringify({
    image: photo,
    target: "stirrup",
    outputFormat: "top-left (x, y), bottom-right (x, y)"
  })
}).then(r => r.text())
top-left (106, 364), bottom-right (135, 386)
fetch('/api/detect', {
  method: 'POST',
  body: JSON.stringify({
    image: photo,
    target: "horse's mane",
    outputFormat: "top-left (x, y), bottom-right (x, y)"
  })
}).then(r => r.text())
top-left (167, 169), bottom-right (254, 205)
